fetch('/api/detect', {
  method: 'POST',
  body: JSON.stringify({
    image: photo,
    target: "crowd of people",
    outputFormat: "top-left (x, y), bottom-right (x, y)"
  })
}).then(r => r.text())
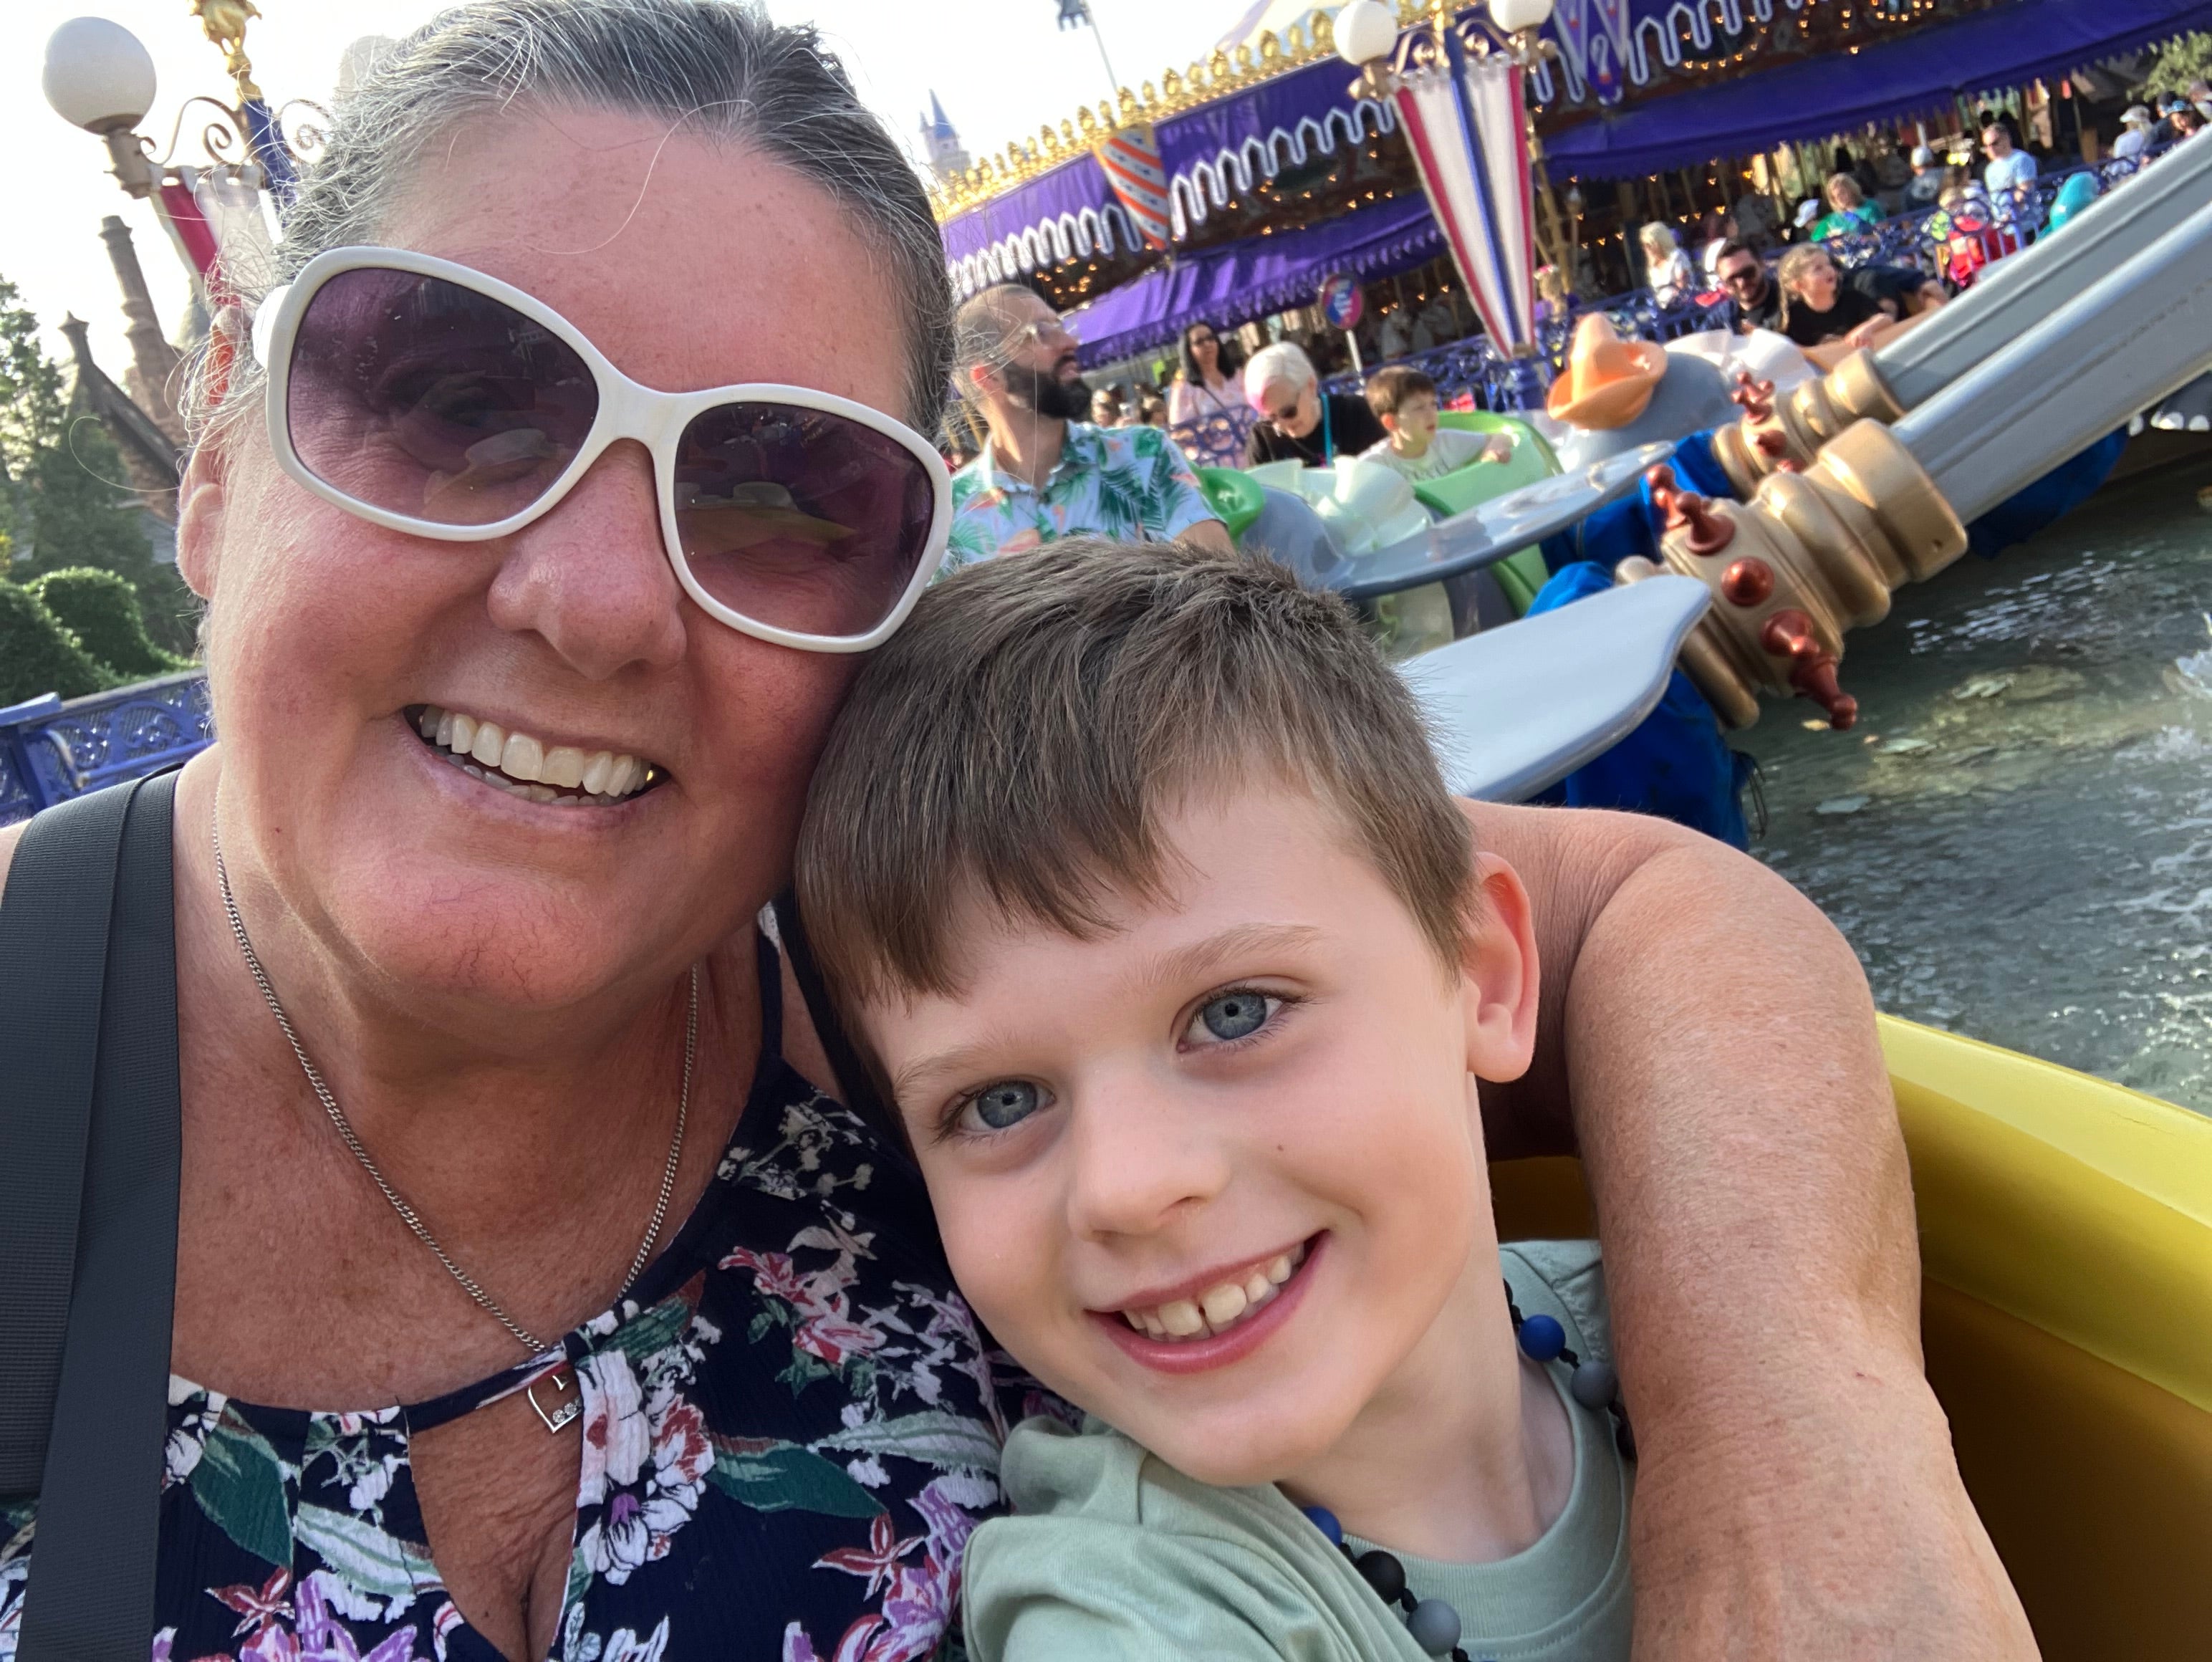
top-left (933, 83), bottom-right (2212, 558)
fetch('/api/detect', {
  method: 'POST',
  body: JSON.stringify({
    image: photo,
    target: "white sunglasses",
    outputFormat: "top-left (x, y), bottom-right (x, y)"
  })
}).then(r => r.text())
top-left (251, 246), bottom-right (951, 653)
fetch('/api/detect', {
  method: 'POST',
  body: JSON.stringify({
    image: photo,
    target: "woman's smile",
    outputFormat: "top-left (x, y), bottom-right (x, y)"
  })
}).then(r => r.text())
top-left (408, 702), bottom-right (668, 807)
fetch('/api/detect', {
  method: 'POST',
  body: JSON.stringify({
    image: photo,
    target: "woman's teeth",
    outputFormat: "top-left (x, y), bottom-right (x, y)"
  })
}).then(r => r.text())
top-left (413, 705), bottom-right (657, 806)
top-left (1122, 1244), bottom-right (1306, 1342)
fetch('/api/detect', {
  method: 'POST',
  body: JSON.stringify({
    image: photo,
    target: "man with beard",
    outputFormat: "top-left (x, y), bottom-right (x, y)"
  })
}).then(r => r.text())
top-left (946, 284), bottom-right (1228, 567)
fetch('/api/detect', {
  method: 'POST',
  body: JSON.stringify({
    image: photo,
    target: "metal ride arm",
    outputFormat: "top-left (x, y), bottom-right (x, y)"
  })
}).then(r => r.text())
top-left (1710, 135), bottom-right (2212, 491)
top-left (1875, 135), bottom-right (2212, 411)
top-left (1642, 193), bottom-right (2212, 730)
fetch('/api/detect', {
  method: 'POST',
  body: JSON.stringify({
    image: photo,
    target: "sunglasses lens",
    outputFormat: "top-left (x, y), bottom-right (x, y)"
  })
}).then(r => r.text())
top-left (286, 269), bottom-right (597, 527)
top-left (673, 403), bottom-right (936, 639)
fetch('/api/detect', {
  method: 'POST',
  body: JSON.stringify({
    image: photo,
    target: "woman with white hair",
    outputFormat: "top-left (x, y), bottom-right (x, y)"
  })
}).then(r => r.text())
top-left (1639, 223), bottom-right (1698, 308)
top-left (1241, 340), bottom-right (1387, 466)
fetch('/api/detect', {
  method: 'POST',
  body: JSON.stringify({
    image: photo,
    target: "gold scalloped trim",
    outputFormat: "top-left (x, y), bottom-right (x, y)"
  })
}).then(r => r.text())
top-left (928, 3), bottom-right (1434, 224)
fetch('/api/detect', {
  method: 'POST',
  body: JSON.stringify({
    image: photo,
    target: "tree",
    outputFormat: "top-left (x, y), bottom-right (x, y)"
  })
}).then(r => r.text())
top-left (0, 579), bottom-right (111, 706)
top-left (29, 567), bottom-right (189, 679)
top-left (2133, 33), bottom-right (2212, 101)
top-left (0, 274), bottom-right (196, 661)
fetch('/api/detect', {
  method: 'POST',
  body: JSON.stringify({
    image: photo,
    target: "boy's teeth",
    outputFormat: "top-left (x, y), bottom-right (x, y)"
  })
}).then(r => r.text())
top-left (412, 705), bottom-right (655, 804)
top-left (1122, 1242), bottom-right (1309, 1343)
top-left (1158, 1300), bottom-right (1205, 1337)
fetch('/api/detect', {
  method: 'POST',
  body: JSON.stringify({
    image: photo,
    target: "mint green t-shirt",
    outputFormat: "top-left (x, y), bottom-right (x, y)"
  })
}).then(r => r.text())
top-left (963, 1241), bottom-right (1631, 1662)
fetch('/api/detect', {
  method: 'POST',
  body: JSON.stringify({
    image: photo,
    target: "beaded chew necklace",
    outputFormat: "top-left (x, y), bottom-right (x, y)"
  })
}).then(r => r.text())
top-left (1299, 1283), bottom-right (1635, 1660)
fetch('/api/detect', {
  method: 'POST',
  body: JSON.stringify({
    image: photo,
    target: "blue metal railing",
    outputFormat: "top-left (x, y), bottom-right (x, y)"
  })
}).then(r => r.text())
top-left (1, 672), bottom-right (213, 825)
top-left (1323, 145), bottom-right (2176, 410)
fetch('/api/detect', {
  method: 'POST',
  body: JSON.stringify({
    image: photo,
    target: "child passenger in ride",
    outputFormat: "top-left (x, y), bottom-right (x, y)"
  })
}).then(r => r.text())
top-left (794, 542), bottom-right (1632, 1661)
top-left (1361, 365), bottom-right (1516, 484)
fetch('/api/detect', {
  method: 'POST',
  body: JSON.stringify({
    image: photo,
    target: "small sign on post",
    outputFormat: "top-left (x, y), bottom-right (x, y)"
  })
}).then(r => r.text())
top-left (1317, 271), bottom-right (1365, 372)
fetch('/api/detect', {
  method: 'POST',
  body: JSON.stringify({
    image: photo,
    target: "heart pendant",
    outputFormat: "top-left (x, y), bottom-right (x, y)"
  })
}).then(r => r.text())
top-left (527, 1365), bottom-right (582, 1433)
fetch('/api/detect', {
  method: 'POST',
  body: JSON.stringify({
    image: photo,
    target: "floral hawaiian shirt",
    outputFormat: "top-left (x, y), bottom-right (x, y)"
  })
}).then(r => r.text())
top-left (0, 941), bottom-right (1050, 1662)
top-left (944, 423), bottom-right (1218, 570)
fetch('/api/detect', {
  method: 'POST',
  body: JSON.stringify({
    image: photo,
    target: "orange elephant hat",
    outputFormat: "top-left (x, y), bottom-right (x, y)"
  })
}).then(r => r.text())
top-left (1544, 312), bottom-right (1670, 430)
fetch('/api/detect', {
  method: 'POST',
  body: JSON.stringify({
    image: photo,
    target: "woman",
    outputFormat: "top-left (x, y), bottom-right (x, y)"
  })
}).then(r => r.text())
top-left (1165, 321), bottom-right (1254, 466)
top-left (0, 4), bottom-right (2030, 1660)
top-left (1241, 340), bottom-right (1386, 467)
top-left (1810, 173), bottom-right (1883, 242)
top-left (1639, 222), bottom-right (1698, 309)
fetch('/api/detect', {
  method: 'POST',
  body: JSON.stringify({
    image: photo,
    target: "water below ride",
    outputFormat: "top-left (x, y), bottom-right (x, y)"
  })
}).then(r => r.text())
top-left (1750, 457), bottom-right (2212, 1116)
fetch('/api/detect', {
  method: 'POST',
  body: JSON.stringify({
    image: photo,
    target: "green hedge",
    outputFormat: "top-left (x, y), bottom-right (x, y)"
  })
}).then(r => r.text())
top-left (28, 567), bottom-right (191, 680)
top-left (0, 579), bottom-right (112, 706)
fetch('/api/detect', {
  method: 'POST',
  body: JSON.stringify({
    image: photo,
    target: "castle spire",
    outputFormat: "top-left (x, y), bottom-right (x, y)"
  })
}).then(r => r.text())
top-left (918, 92), bottom-right (969, 181)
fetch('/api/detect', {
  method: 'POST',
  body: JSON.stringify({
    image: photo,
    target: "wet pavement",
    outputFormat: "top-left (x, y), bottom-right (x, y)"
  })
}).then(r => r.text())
top-left (1748, 454), bottom-right (2212, 1114)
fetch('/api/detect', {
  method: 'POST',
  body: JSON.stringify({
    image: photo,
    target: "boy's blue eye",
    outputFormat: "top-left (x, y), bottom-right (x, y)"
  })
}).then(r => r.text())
top-left (1196, 991), bottom-right (1272, 1042)
top-left (970, 1080), bottom-right (1042, 1130)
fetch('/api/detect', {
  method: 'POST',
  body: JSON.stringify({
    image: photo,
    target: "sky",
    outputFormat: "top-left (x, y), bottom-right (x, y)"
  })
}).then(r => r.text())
top-left (5, 0), bottom-right (1259, 379)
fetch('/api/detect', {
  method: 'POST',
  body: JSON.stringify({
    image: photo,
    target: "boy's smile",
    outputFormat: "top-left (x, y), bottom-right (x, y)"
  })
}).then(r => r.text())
top-left (863, 780), bottom-right (1542, 1495)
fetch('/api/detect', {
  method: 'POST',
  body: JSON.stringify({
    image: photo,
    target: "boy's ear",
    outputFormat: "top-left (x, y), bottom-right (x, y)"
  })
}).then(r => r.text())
top-left (1378, 410), bottom-right (1400, 436)
top-left (1457, 852), bottom-right (1540, 1085)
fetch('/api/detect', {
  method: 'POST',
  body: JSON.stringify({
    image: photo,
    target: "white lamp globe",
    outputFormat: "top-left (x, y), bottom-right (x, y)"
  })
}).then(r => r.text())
top-left (1334, 0), bottom-right (1401, 67)
top-left (1489, 0), bottom-right (1556, 32)
top-left (44, 16), bottom-right (158, 135)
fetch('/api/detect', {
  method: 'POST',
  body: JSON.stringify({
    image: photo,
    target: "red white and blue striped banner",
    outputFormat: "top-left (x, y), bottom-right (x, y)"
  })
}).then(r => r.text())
top-left (1096, 124), bottom-right (1174, 250)
top-left (1390, 37), bottom-right (1538, 354)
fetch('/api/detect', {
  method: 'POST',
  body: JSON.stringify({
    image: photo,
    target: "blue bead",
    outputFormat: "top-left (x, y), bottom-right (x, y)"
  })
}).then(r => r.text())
top-left (1570, 1358), bottom-right (1619, 1410)
top-left (1517, 1312), bottom-right (1566, 1362)
top-left (1407, 1597), bottom-right (1463, 1656)
top-left (1301, 1504), bottom-right (1343, 1545)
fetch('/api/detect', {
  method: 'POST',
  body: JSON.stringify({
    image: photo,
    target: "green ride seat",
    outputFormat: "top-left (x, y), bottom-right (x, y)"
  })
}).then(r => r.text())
top-left (1416, 413), bottom-right (1560, 615)
top-left (1196, 466), bottom-right (1266, 542)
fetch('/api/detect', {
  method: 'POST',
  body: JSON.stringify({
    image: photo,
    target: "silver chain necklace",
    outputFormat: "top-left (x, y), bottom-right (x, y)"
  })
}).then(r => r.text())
top-left (211, 804), bottom-right (695, 1360)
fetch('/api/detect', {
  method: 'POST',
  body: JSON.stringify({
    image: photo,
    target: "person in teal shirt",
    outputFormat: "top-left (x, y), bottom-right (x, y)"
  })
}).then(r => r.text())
top-left (944, 284), bottom-right (1228, 570)
top-left (1809, 173), bottom-right (1885, 242)
top-left (794, 542), bottom-right (1645, 1661)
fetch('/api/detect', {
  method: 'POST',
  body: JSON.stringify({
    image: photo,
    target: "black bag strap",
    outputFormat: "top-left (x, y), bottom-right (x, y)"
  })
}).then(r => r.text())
top-left (0, 782), bottom-right (136, 1492)
top-left (1, 771), bottom-right (183, 1662)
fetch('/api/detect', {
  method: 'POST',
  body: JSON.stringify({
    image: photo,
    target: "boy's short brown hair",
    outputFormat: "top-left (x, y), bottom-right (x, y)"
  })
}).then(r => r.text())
top-left (795, 541), bottom-right (1473, 1013)
top-left (1365, 365), bottom-right (1441, 422)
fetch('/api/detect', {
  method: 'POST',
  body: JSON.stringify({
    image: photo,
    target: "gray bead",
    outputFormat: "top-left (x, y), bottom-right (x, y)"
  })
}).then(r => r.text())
top-left (1406, 1598), bottom-right (1461, 1656)
top-left (1570, 1358), bottom-right (1619, 1410)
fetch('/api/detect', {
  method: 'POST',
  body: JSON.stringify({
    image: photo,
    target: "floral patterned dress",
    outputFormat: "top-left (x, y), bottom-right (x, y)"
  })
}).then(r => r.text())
top-left (0, 940), bottom-right (1044, 1662)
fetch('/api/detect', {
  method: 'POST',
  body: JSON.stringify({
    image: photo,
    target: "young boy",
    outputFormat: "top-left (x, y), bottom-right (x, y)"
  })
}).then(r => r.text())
top-left (794, 542), bottom-right (1630, 1661)
top-left (1361, 365), bottom-right (1516, 484)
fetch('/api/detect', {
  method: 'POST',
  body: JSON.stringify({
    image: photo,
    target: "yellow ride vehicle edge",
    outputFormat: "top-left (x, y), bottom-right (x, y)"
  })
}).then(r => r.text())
top-left (1489, 1015), bottom-right (2212, 1661)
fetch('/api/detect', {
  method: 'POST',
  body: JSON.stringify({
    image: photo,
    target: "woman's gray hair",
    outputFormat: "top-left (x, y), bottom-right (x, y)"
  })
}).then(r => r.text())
top-left (1241, 340), bottom-right (1316, 408)
top-left (191, 0), bottom-right (951, 441)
